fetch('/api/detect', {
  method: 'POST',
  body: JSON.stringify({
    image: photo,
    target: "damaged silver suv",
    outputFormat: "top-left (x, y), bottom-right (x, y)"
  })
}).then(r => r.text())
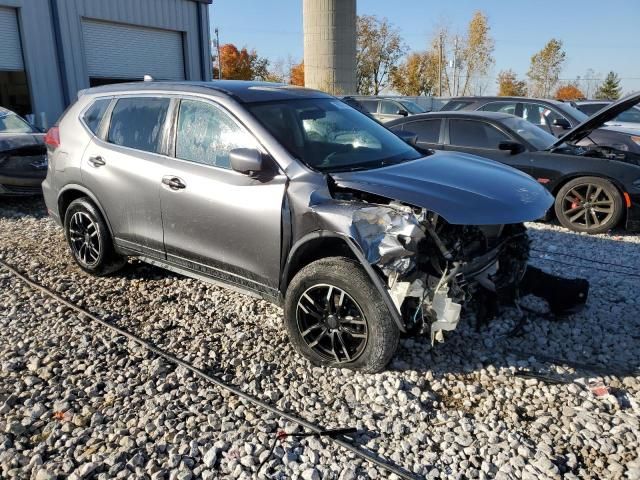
top-left (43, 81), bottom-right (588, 372)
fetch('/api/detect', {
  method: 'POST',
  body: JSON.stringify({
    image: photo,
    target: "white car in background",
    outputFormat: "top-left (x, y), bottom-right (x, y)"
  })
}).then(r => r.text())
top-left (575, 100), bottom-right (640, 130)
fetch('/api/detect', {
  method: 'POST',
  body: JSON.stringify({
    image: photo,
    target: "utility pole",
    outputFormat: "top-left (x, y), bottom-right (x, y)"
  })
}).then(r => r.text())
top-left (215, 28), bottom-right (222, 79)
top-left (452, 37), bottom-right (458, 96)
top-left (438, 33), bottom-right (443, 97)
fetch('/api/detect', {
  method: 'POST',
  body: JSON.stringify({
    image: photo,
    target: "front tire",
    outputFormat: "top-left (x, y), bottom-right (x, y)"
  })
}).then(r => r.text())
top-left (284, 257), bottom-right (400, 373)
top-left (64, 198), bottom-right (125, 276)
top-left (554, 177), bottom-right (623, 234)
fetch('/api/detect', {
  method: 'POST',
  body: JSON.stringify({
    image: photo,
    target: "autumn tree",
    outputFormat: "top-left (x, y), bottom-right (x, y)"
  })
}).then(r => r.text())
top-left (290, 61), bottom-right (304, 86)
top-left (527, 39), bottom-right (566, 98)
top-left (390, 51), bottom-right (438, 96)
top-left (496, 69), bottom-right (527, 96)
top-left (214, 43), bottom-right (271, 81)
top-left (595, 71), bottom-right (622, 100)
top-left (356, 15), bottom-right (406, 95)
top-left (429, 11), bottom-right (494, 96)
top-left (555, 83), bottom-right (585, 101)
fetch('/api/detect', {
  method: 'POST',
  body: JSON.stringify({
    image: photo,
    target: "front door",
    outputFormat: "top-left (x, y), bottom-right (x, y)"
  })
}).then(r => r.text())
top-left (81, 96), bottom-right (170, 256)
top-left (160, 98), bottom-right (286, 293)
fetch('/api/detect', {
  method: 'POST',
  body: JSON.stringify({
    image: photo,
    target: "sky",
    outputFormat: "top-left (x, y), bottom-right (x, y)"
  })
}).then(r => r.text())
top-left (209, 0), bottom-right (640, 95)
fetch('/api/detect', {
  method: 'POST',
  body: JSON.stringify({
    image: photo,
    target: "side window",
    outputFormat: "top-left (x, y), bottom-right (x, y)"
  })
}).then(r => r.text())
top-left (107, 97), bottom-right (170, 154)
top-left (521, 103), bottom-right (564, 128)
top-left (359, 100), bottom-right (378, 113)
top-left (379, 100), bottom-right (400, 115)
top-left (449, 119), bottom-right (509, 149)
top-left (578, 104), bottom-right (606, 116)
top-left (480, 102), bottom-right (517, 115)
top-left (403, 120), bottom-right (441, 143)
top-left (82, 98), bottom-right (111, 135)
top-left (175, 99), bottom-right (258, 169)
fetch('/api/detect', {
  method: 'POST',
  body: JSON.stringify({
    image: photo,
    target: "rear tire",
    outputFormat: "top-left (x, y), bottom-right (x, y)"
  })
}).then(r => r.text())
top-left (64, 198), bottom-right (125, 276)
top-left (284, 257), bottom-right (399, 373)
top-left (554, 176), bottom-right (623, 234)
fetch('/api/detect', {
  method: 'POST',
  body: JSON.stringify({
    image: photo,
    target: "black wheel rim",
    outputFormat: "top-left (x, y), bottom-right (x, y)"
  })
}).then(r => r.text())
top-left (69, 211), bottom-right (101, 267)
top-left (296, 284), bottom-right (368, 364)
top-left (561, 183), bottom-right (614, 230)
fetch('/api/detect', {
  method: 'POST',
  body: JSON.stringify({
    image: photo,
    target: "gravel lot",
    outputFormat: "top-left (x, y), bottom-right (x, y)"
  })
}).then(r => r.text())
top-left (1, 197), bottom-right (639, 480)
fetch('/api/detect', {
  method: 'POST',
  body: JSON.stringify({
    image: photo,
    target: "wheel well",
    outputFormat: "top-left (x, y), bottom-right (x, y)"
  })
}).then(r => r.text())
top-left (283, 236), bottom-right (357, 291)
top-left (58, 189), bottom-right (87, 222)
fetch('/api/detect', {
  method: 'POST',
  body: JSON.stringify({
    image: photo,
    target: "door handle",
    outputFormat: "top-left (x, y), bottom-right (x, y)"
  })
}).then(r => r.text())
top-left (88, 156), bottom-right (105, 167)
top-left (162, 176), bottom-right (186, 190)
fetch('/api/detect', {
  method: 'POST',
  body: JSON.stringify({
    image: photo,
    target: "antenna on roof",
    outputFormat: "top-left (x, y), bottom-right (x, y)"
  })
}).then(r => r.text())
top-left (143, 75), bottom-right (154, 82)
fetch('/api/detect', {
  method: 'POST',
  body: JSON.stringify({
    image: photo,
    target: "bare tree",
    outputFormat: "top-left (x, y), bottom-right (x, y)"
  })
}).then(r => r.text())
top-left (356, 15), bottom-right (406, 95)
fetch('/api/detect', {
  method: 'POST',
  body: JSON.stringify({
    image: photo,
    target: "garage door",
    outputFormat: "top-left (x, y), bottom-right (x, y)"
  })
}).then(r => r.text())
top-left (82, 20), bottom-right (185, 81)
top-left (0, 7), bottom-right (24, 71)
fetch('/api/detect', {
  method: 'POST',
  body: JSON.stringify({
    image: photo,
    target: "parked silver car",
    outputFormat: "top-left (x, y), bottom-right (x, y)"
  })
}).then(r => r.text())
top-left (42, 81), bottom-right (586, 372)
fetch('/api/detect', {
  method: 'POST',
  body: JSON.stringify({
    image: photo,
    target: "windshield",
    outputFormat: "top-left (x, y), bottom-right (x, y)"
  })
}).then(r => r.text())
top-left (0, 112), bottom-right (35, 134)
top-left (503, 116), bottom-right (557, 150)
top-left (248, 98), bottom-right (423, 172)
top-left (398, 100), bottom-right (425, 114)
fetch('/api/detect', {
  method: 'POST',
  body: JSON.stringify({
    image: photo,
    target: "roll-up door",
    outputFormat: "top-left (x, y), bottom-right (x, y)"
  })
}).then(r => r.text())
top-left (0, 7), bottom-right (24, 71)
top-left (82, 20), bottom-right (185, 81)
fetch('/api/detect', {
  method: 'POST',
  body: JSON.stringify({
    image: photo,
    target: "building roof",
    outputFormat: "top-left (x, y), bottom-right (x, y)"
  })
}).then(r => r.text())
top-left (82, 80), bottom-right (333, 103)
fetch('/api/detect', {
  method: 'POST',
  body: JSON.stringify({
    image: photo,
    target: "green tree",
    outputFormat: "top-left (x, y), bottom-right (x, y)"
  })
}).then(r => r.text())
top-left (457, 11), bottom-right (495, 96)
top-left (496, 69), bottom-right (527, 96)
top-left (527, 39), bottom-right (566, 98)
top-left (356, 15), bottom-right (406, 95)
top-left (595, 71), bottom-right (622, 100)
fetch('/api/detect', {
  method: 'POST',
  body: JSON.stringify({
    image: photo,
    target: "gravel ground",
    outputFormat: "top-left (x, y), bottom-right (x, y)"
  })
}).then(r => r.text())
top-left (1, 197), bottom-right (639, 480)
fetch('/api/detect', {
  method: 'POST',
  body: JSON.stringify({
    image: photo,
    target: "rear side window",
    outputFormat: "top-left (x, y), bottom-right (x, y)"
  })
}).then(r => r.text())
top-left (480, 101), bottom-right (517, 115)
top-left (175, 99), bottom-right (258, 169)
top-left (107, 97), bottom-right (170, 154)
top-left (449, 119), bottom-right (509, 149)
top-left (82, 99), bottom-right (111, 135)
top-left (440, 100), bottom-right (473, 111)
top-left (379, 100), bottom-right (400, 115)
top-left (359, 100), bottom-right (378, 113)
top-left (577, 103), bottom-right (607, 116)
top-left (403, 120), bottom-right (441, 143)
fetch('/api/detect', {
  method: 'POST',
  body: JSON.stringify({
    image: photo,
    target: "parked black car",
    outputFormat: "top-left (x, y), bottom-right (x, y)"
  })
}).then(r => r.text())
top-left (0, 107), bottom-right (47, 196)
top-left (575, 100), bottom-right (640, 130)
top-left (440, 96), bottom-right (589, 137)
top-left (388, 93), bottom-right (640, 234)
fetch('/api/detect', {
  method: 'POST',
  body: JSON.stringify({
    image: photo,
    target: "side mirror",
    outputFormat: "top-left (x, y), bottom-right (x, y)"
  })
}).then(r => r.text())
top-left (397, 109), bottom-right (409, 116)
top-left (230, 148), bottom-right (264, 175)
top-left (395, 130), bottom-right (418, 146)
top-left (498, 140), bottom-right (525, 154)
top-left (552, 118), bottom-right (571, 129)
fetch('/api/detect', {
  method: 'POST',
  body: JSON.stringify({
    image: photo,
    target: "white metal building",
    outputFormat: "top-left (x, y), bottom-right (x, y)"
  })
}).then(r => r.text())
top-left (0, 0), bottom-right (212, 128)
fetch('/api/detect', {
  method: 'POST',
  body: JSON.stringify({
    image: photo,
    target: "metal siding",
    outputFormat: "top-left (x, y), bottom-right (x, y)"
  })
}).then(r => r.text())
top-left (82, 20), bottom-right (185, 80)
top-left (0, 6), bottom-right (23, 70)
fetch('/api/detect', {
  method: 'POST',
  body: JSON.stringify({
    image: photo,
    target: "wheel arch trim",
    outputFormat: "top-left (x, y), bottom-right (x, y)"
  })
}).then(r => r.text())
top-left (57, 184), bottom-right (115, 237)
top-left (281, 230), bottom-right (406, 333)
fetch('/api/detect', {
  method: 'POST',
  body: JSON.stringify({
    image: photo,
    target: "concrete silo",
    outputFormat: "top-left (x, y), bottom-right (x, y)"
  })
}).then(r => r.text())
top-left (303, 0), bottom-right (357, 95)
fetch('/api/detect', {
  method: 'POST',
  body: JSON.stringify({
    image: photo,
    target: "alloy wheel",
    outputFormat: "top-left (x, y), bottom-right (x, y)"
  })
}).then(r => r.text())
top-left (68, 211), bottom-right (102, 267)
top-left (561, 183), bottom-right (615, 231)
top-left (296, 284), bottom-right (368, 363)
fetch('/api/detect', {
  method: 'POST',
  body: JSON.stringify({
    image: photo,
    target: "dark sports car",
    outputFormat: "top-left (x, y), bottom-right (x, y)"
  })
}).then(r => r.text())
top-left (0, 107), bottom-right (47, 196)
top-left (388, 93), bottom-right (640, 234)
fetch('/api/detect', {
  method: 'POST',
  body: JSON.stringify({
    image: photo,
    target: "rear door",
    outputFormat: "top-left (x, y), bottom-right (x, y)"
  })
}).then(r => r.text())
top-left (443, 118), bottom-right (534, 174)
top-left (160, 97), bottom-right (286, 293)
top-left (80, 96), bottom-right (169, 256)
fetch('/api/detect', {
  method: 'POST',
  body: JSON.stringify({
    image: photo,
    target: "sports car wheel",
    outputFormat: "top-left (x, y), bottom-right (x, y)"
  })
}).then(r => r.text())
top-left (554, 177), bottom-right (623, 234)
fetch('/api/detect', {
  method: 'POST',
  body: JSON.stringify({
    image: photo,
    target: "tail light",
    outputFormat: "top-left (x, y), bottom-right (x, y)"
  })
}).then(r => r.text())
top-left (44, 127), bottom-right (60, 149)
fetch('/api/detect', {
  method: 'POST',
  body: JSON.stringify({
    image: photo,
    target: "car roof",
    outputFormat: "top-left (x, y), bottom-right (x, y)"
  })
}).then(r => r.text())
top-left (575, 100), bottom-right (610, 104)
top-left (386, 111), bottom-right (513, 125)
top-left (81, 80), bottom-right (333, 103)
top-left (445, 96), bottom-right (568, 105)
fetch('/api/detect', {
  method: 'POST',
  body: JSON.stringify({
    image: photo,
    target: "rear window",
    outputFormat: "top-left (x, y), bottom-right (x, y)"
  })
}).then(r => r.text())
top-left (0, 112), bottom-right (35, 134)
top-left (82, 99), bottom-right (111, 135)
top-left (107, 97), bottom-right (170, 154)
top-left (402, 119), bottom-right (441, 143)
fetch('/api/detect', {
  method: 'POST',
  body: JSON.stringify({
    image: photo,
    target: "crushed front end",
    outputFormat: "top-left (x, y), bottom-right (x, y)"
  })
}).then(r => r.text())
top-left (349, 204), bottom-right (589, 342)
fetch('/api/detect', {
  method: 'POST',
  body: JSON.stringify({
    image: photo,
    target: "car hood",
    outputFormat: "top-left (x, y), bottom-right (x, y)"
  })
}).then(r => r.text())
top-left (552, 92), bottom-right (640, 148)
top-left (330, 151), bottom-right (553, 225)
top-left (0, 133), bottom-right (44, 153)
